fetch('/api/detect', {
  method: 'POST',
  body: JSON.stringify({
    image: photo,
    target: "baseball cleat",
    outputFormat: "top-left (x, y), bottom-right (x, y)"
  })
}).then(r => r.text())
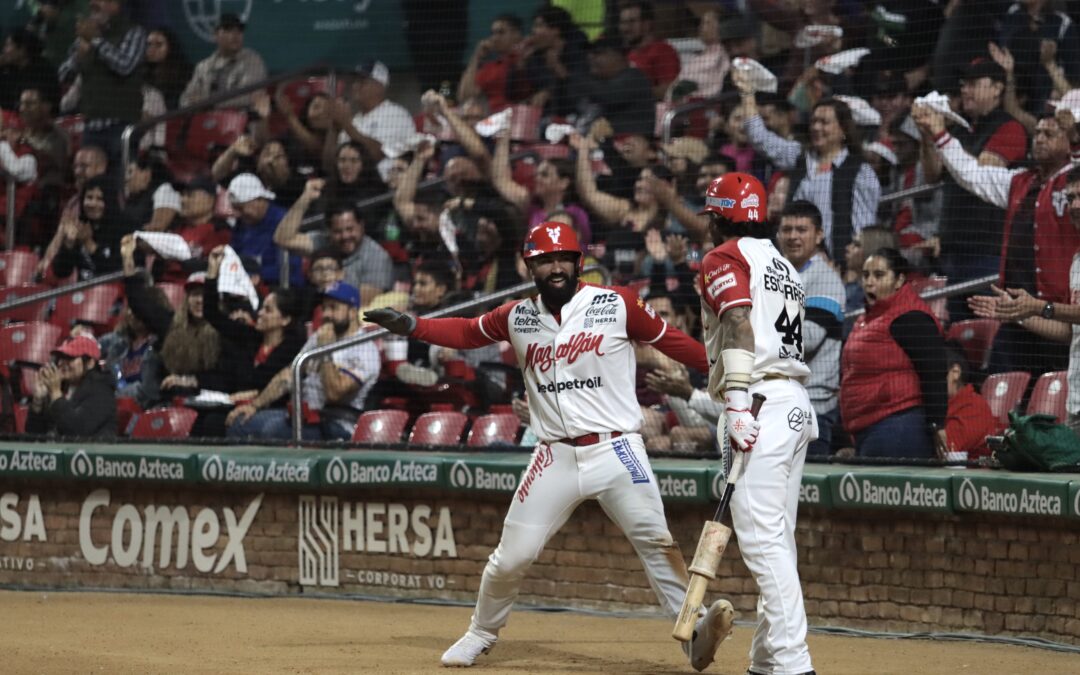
top-left (441, 630), bottom-right (496, 667)
top-left (689, 599), bottom-right (735, 672)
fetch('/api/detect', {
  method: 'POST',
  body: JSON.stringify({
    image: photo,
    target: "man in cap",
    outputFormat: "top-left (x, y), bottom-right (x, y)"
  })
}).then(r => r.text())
top-left (226, 281), bottom-right (380, 440)
top-left (332, 59), bottom-right (414, 180)
top-left (26, 335), bottom-right (117, 439)
top-left (227, 172), bottom-right (302, 287)
top-left (921, 57), bottom-right (1029, 318)
top-left (365, 221), bottom-right (733, 671)
top-left (180, 12), bottom-right (267, 109)
top-left (576, 36), bottom-right (655, 136)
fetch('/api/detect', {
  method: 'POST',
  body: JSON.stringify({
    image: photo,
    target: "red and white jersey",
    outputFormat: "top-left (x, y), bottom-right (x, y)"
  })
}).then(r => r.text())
top-left (411, 284), bottom-right (707, 443)
top-left (699, 237), bottom-right (811, 400)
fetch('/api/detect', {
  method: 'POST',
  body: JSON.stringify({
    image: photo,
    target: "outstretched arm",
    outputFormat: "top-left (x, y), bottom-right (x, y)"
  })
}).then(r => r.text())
top-left (366, 301), bottom-right (516, 349)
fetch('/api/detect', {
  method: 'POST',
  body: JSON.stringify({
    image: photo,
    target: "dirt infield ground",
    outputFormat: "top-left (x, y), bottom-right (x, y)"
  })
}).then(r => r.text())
top-left (1, 590), bottom-right (1074, 674)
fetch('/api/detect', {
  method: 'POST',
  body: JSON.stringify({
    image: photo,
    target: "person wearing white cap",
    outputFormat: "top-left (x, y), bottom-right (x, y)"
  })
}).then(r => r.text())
top-left (179, 12), bottom-right (267, 109)
top-left (227, 172), bottom-right (303, 287)
top-left (332, 59), bottom-right (414, 181)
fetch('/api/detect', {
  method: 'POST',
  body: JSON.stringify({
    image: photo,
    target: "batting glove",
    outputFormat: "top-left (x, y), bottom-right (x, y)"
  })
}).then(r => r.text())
top-left (724, 389), bottom-right (760, 452)
top-left (364, 308), bottom-right (417, 336)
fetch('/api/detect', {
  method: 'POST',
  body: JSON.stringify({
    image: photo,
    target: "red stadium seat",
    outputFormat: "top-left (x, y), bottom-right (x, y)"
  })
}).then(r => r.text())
top-left (0, 284), bottom-right (51, 323)
top-left (1027, 371), bottom-right (1068, 423)
top-left (408, 411), bottom-right (468, 445)
top-left (49, 283), bottom-right (123, 331)
top-left (352, 410), bottom-right (410, 443)
top-left (909, 275), bottom-right (948, 326)
top-left (946, 319), bottom-right (1000, 371)
top-left (0, 322), bottom-right (62, 365)
top-left (467, 413), bottom-right (521, 447)
top-left (156, 282), bottom-right (186, 310)
top-left (129, 406), bottom-right (198, 439)
top-left (0, 250), bottom-right (40, 286)
top-left (184, 110), bottom-right (249, 161)
top-left (981, 371), bottom-right (1032, 425)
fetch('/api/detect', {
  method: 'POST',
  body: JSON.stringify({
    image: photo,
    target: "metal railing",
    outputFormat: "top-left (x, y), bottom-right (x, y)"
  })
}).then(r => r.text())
top-left (878, 181), bottom-right (944, 205)
top-left (843, 274), bottom-right (997, 320)
top-left (0, 268), bottom-right (132, 312)
top-left (289, 265), bottom-right (610, 441)
top-left (4, 175), bottom-right (14, 251)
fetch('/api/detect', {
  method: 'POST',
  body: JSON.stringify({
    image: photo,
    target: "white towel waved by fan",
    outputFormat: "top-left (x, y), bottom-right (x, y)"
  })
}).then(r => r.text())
top-left (133, 231), bottom-right (192, 260)
top-left (835, 95), bottom-right (881, 126)
top-left (219, 245), bottom-right (260, 311)
top-left (732, 58), bottom-right (778, 93)
top-left (816, 48), bottom-right (870, 75)
top-left (913, 91), bottom-right (972, 131)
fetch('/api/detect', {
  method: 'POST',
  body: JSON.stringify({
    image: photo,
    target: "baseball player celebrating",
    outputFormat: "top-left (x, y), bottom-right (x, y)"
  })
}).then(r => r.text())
top-left (366, 221), bottom-right (732, 670)
top-left (697, 173), bottom-right (817, 675)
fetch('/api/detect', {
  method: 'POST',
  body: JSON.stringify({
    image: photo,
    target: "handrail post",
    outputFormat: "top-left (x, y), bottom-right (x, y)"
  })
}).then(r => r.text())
top-left (120, 124), bottom-right (135, 192)
top-left (4, 176), bottom-right (15, 251)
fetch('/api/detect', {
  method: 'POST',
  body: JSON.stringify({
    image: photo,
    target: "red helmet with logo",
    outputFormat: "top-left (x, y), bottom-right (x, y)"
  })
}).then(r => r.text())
top-left (698, 172), bottom-right (767, 223)
top-left (522, 221), bottom-right (582, 262)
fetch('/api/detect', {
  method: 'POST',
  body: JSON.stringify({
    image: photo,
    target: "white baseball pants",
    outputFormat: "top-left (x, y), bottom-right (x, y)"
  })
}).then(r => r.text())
top-left (730, 378), bottom-right (815, 675)
top-left (468, 432), bottom-right (689, 637)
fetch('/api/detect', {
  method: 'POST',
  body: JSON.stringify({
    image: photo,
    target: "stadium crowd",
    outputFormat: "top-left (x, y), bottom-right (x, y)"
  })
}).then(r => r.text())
top-left (4, 0), bottom-right (1080, 463)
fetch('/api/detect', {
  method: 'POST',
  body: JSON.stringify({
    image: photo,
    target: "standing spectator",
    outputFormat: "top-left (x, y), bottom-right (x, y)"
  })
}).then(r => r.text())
top-left (575, 36), bottom-right (656, 136)
top-left (778, 202), bottom-right (845, 456)
top-left (618, 0), bottom-right (680, 100)
top-left (457, 14), bottom-right (525, 111)
top-left (735, 69), bottom-right (881, 263)
top-left (921, 58), bottom-right (1028, 307)
top-left (332, 60), bottom-right (414, 181)
top-left (225, 281), bottom-right (379, 441)
top-left (677, 9), bottom-right (730, 99)
top-left (998, 1), bottom-right (1080, 114)
top-left (840, 248), bottom-right (947, 459)
top-left (915, 104), bottom-right (1077, 375)
top-left (274, 179), bottom-right (393, 304)
top-left (141, 27), bottom-right (191, 110)
top-left (510, 5), bottom-right (589, 117)
top-left (57, 0), bottom-right (146, 177)
top-left (179, 13), bottom-right (266, 109)
top-left (51, 174), bottom-right (127, 279)
top-left (1, 28), bottom-right (56, 111)
top-left (26, 336), bottom-right (116, 439)
top-left (968, 166), bottom-right (1080, 436)
top-left (226, 172), bottom-right (303, 287)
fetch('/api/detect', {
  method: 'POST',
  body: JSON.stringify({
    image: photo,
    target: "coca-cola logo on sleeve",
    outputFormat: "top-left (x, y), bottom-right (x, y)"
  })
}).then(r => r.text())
top-left (524, 332), bottom-right (605, 373)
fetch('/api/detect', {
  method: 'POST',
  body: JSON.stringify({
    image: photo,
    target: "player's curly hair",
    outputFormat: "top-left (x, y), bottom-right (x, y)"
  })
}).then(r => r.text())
top-left (707, 211), bottom-right (775, 241)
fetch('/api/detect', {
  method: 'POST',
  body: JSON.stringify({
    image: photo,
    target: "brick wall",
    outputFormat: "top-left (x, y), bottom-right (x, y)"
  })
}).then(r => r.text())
top-left (0, 482), bottom-right (1076, 644)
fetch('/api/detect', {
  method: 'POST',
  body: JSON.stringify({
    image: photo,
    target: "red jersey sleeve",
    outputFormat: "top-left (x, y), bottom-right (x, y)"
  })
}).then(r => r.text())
top-left (411, 300), bottom-right (516, 349)
top-left (616, 286), bottom-right (709, 374)
top-left (699, 241), bottom-right (752, 317)
top-left (982, 120), bottom-right (1028, 165)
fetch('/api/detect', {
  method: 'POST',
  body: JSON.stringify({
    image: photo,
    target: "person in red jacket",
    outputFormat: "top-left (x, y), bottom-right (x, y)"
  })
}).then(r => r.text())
top-left (944, 351), bottom-right (1002, 461)
top-left (619, 0), bottom-right (680, 100)
top-left (840, 248), bottom-right (948, 459)
top-left (365, 221), bottom-right (728, 671)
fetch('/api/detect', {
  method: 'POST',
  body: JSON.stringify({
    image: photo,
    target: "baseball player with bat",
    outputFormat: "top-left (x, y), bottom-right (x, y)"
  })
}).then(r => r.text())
top-left (685, 173), bottom-right (818, 675)
top-left (366, 221), bottom-right (731, 670)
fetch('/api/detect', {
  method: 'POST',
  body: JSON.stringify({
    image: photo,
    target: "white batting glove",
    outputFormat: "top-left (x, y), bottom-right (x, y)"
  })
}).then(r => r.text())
top-left (724, 389), bottom-right (760, 452)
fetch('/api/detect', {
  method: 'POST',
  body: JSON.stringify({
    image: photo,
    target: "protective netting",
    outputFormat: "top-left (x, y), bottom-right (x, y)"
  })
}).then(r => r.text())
top-left (1, 1), bottom-right (1079, 460)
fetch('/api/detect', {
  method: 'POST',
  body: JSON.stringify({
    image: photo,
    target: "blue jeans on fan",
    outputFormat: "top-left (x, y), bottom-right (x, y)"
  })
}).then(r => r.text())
top-left (855, 407), bottom-right (935, 459)
top-left (225, 408), bottom-right (353, 441)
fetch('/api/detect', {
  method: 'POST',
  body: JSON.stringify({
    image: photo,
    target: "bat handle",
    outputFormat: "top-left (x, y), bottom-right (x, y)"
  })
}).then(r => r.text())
top-left (750, 392), bottom-right (766, 418)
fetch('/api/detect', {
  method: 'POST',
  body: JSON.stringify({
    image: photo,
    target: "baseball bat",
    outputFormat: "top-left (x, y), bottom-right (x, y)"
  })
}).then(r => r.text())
top-left (672, 393), bottom-right (765, 642)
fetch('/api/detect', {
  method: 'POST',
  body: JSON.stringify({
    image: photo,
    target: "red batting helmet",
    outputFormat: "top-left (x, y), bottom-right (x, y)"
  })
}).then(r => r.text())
top-left (522, 221), bottom-right (582, 261)
top-left (698, 172), bottom-right (767, 223)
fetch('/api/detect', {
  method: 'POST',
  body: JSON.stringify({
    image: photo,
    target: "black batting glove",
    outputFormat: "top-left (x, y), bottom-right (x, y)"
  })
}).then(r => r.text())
top-left (364, 308), bottom-right (417, 336)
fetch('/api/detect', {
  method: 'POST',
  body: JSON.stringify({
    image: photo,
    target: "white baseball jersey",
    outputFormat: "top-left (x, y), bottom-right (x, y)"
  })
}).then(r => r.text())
top-left (699, 236), bottom-right (812, 400)
top-left (411, 284), bottom-right (708, 442)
